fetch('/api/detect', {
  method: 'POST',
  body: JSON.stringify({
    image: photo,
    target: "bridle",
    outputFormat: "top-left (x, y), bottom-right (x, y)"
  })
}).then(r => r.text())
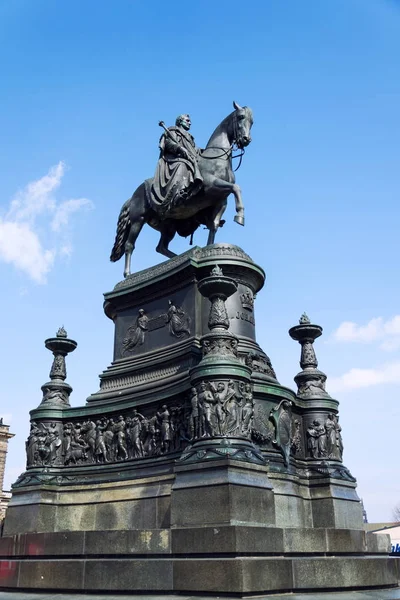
top-left (198, 109), bottom-right (248, 171)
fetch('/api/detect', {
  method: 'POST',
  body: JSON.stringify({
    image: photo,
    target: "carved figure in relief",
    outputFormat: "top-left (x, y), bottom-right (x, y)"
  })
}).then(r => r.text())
top-left (122, 309), bottom-right (149, 355)
top-left (224, 380), bottom-right (243, 435)
top-left (210, 381), bottom-right (228, 434)
top-left (113, 415), bottom-right (129, 460)
top-left (170, 405), bottom-right (187, 451)
top-left (95, 420), bottom-right (108, 463)
top-left (298, 378), bottom-right (326, 396)
top-left (35, 428), bottom-right (50, 465)
top-left (64, 422), bottom-right (88, 465)
top-left (307, 419), bottom-right (328, 459)
top-left (325, 414), bottom-right (336, 458)
top-left (42, 387), bottom-right (69, 405)
top-left (334, 414), bottom-right (343, 461)
top-left (129, 410), bottom-right (145, 458)
top-left (157, 405), bottom-right (172, 453)
top-left (26, 422), bottom-right (41, 466)
top-left (197, 381), bottom-right (216, 437)
top-left (315, 420), bottom-right (327, 457)
top-left (240, 290), bottom-right (254, 311)
top-left (307, 422), bottom-right (319, 458)
top-left (42, 424), bottom-right (62, 465)
top-left (26, 422), bottom-right (61, 467)
top-left (142, 415), bottom-right (160, 456)
top-left (166, 300), bottom-right (191, 338)
top-left (104, 418), bottom-right (116, 461)
top-left (189, 387), bottom-right (201, 439)
top-left (241, 383), bottom-right (254, 435)
top-left (81, 420), bottom-right (96, 463)
top-left (245, 351), bottom-right (277, 379)
top-left (62, 422), bottom-right (73, 461)
top-left (49, 430), bottom-right (62, 464)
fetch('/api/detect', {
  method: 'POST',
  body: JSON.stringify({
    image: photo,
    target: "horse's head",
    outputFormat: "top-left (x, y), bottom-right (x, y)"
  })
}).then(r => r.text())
top-left (232, 101), bottom-right (253, 149)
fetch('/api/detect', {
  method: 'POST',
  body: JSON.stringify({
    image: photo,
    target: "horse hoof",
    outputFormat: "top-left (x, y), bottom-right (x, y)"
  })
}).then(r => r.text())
top-left (234, 214), bottom-right (245, 226)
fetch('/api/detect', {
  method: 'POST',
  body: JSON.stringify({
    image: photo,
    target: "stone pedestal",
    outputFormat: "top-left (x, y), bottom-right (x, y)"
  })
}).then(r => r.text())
top-left (1, 244), bottom-right (399, 596)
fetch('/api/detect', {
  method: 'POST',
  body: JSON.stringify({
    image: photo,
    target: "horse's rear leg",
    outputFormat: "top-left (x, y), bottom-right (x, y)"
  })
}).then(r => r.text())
top-left (124, 217), bottom-right (145, 277)
top-left (207, 200), bottom-right (227, 246)
top-left (156, 222), bottom-right (177, 258)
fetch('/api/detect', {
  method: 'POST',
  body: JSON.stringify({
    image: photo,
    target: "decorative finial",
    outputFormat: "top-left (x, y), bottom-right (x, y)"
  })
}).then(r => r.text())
top-left (210, 264), bottom-right (223, 277)
top-left (289, 317), bottom-right (331, 400)
top-left (40, 329), bottom-right (77, 408)
top-left (299, 312), bottom-right (310, 325)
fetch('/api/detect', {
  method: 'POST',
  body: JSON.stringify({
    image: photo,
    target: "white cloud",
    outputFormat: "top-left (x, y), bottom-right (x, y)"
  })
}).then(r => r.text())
top-left (7, 161), bottom-right (64, 222)
top-left (51, 197), bottom-right (93, 232)
top-left (0, 162), bottom-right (93, 283)
top-left (332, 315), bottom-right (400, 351)
top-left (0, 220), bottom-right (55, 284)
top-left (329, 360), bottom-right (400, 393)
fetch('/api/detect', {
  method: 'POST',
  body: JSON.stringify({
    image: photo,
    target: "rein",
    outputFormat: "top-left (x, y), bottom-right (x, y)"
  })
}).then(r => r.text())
top-left (199, 145), bottom-right (245, 172)
top-left (198, 109), bottom-right (246, 171)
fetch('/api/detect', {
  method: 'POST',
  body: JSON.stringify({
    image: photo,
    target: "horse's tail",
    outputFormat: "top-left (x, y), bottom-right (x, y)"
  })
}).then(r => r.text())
top-left (110, 199), bottom-right (131, 262)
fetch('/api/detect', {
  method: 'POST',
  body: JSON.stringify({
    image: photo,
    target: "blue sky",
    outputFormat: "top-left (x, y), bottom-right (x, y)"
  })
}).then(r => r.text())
top-left (0, 0), bottom-right (399, 522)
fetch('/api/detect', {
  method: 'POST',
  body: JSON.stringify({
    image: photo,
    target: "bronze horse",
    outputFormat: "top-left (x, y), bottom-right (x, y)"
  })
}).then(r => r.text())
top-left (111, 102), bottom-right (253, 277)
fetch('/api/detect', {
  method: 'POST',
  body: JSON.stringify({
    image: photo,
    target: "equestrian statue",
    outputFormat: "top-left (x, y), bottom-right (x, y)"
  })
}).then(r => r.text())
top-left (110, 101), bottom-right (253, 277)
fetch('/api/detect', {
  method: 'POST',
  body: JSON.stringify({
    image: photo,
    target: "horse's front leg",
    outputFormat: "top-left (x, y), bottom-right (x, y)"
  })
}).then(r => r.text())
top-left (210, 178), bottom-right (245, 226)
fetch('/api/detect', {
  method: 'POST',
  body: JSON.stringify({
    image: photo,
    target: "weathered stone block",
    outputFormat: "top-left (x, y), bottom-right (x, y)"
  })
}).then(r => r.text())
top-left (55, 503), bottom-right (96, 532)
top-left (312, 497), bottom-right (363, 529)
top-left (292, 556), bottom-right (399, 589)
top-left (171, 459), bottom-right (275, 527)
top-left (283, 527), bottom-right (327, 553)
top-left (84, 559), bottom-right (173, 591)
top-left (365, 531), bottom-right (392, 554)
top-left (18, 559), bottom-right (85, 590)
top-left (235, 525), bottom-right (284, 553)
top-left (326, 528), bottom-right (365, 553)
top-left (18, 531), bottom-right (85, 556)
top-left (3, 502), bottom-right (58, 535)
top-left (172, 525), bottom-right (285, 554)
top-left (94, 497), bottom-right (158, 531)
top-left (85, 529), bottom-right (170, 555)
top-left (0, 535), bottom-right (15, 556)
top-left (173, 557), bottom-right (293, 593)
top-left (0, 559), bottom-right (19, 588)
top-left (241, 557), bottom-right (293, 592)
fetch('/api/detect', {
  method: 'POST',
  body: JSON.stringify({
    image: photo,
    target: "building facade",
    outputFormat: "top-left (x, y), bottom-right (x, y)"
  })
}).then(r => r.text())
top-left (0, 418), bottom-right (15, 521)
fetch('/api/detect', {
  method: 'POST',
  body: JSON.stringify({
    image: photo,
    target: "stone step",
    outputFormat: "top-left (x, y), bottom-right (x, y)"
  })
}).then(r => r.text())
top-left (0, 526), bottom-right (390, 558)
top-left (0, 555), bottom-right (399, 594)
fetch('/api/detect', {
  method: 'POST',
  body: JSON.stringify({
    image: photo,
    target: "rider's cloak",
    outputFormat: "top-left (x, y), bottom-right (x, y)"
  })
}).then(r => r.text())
top-left (150, 126), bottom-right (203, 216)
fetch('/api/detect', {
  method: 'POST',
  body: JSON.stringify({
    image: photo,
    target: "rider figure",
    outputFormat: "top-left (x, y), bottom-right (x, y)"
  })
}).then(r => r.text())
top-left (151, 114), bottom-right (203, 214)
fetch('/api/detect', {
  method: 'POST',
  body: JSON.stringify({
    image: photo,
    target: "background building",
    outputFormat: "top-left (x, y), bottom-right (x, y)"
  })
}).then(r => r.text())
top-left (0, 418), bottom-right (15, 522)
